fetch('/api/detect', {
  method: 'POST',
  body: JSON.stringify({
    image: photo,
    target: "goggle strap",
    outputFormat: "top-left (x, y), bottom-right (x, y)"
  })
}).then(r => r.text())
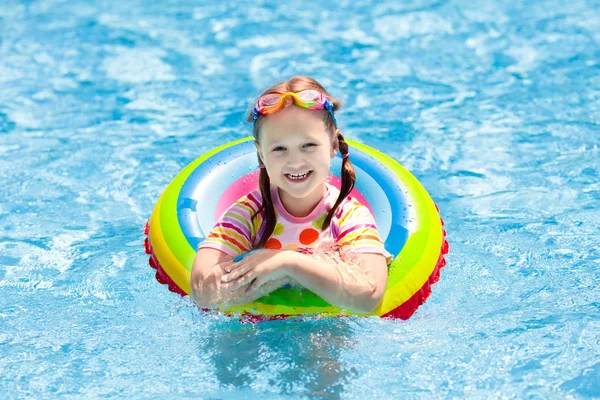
top-left (325, 100), bottom-right (337, 125)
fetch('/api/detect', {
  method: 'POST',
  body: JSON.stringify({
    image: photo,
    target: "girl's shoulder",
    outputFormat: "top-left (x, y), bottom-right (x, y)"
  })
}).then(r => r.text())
top-left (325, 183), bottom-right (374, 222)
top-left (235, 189), bottom-right (263, 211)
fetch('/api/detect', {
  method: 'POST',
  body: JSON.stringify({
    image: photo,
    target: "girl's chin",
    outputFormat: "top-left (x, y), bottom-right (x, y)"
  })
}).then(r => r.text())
top-left (278, 176), bottom-right (326, 199)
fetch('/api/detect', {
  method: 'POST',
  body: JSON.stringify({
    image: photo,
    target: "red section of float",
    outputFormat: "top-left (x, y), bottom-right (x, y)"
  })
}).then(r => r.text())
top-left (144, 221), bottom-right (186, 296)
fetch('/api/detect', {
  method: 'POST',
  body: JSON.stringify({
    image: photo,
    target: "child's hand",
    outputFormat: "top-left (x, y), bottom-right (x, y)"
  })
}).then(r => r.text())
top-left (228, 276), bottom-right (292, 305)
top-left (221, 249), bottom-right (295, 296)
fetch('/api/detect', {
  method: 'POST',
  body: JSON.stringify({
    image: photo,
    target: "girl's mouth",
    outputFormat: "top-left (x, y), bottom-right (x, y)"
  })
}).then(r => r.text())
top-left (285, 171), bottom-right (312, 183)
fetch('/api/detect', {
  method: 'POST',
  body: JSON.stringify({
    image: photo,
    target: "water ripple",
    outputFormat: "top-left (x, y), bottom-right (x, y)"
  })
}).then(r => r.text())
top-left (1, 0), bottom-right (599, 398)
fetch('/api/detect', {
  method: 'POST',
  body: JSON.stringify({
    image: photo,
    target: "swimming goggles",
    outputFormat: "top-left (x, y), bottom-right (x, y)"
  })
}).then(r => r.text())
top-left (253, 90), bottom-right (336, 123)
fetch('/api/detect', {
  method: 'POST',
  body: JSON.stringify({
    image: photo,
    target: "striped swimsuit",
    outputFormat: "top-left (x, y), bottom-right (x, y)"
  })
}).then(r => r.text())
top-left (198, 183), bottom-right (392, 263)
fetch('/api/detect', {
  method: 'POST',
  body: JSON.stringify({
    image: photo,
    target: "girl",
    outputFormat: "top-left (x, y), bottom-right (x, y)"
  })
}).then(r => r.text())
top-left (190, 76), bottom-right (392, 314)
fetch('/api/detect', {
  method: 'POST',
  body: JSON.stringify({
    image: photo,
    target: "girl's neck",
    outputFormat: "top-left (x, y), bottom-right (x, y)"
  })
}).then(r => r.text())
top-left (276, 183), bottom-right (327, 219)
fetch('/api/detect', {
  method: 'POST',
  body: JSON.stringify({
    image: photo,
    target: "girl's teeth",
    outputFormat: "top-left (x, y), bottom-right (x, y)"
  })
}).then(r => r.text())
top-left (287, 172), bottom-right (309, 180)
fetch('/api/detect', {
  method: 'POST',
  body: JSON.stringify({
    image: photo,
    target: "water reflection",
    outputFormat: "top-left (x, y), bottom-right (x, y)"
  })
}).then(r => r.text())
top-left (195, 316), bottom-right (357, 399)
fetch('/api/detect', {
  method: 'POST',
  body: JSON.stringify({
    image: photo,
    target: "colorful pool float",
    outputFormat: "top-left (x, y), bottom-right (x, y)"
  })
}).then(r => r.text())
top-left (143, 137), bottom-right (448, 319)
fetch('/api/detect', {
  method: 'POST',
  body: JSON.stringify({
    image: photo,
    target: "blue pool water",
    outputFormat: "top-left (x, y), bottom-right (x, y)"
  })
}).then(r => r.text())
top-left (1, 0), bottom-right (599, 398)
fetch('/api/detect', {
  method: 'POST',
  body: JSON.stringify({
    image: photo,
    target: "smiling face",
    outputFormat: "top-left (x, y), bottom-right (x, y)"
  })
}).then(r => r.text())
top-left (255, 106), bottom-right (338, 215)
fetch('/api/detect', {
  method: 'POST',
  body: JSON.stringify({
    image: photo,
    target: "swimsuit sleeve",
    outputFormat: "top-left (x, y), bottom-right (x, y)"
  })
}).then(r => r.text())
top-left (197, 192), bottom-right (261, 257)
top-left (335, 200), bottom-right (394, 265)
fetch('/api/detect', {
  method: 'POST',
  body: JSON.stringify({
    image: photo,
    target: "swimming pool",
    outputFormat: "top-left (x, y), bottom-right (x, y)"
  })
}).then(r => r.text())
top-left (1, 0), bottom-right (598, 398)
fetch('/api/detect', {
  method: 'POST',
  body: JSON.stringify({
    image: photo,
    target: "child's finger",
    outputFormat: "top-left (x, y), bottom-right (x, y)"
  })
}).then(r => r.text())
top-left (229, 272), bottom-right (256, 290)
top-left (245, 276), bottom-right (288, 300)
top-left (246, 276), bottom-right (269, 296)
top-left (223, 258), bottom-right (244, 273)
top-left (223, 269), bottom-right (250, 287)
top-left (222, 262), bottom-right (253, 282)
top-left (218, 259), bottom-right (237, 273)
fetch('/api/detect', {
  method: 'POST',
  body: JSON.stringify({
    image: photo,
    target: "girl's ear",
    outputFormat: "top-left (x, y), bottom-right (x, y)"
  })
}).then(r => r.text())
top-left (254, 140), bottom-right (264, 164)
top-left (330, 136), bottom-right (339, 159)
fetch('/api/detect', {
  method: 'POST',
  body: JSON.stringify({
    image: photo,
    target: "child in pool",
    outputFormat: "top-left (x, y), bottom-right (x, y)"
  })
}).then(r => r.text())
top-left (190, 76), bottom-right (392, 314)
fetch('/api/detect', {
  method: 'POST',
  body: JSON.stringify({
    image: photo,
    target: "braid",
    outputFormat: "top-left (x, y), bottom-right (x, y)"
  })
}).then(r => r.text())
top-left (251, 160), bottom-right (277, 249)
top-left (322, 130), bottom-right (356, 230)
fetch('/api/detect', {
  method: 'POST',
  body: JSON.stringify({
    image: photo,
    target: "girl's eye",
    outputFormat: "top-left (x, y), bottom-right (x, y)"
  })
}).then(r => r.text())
top-left (272, 146), bottom-right (285, 152)
top-left (303, 143), bottom-right (317, 148)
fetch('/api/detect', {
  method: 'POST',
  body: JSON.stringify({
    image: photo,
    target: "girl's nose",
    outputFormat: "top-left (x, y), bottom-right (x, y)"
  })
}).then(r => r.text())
top-left (287, 151), bottom-right (305, 168)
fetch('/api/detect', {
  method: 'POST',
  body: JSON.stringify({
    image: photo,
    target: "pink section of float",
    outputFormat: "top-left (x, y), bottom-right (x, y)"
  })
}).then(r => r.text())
top-left (215, 171), bottom-right (373, 221)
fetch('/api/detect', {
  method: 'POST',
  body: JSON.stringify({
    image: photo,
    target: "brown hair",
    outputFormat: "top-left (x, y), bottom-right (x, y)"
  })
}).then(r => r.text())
top-left (246, 76), bottom-right (356, 249)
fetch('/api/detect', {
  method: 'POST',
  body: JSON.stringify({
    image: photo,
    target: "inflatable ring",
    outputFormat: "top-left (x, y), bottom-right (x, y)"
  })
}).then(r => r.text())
top-left (143, 137), bottom-right (448, 320)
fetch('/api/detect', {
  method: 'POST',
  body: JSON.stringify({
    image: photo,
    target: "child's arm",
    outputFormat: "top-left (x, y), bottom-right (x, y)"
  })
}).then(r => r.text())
top-left (190, 248), bottom-right (235, 308)
top-left (284, 251), bottom-right (388, 314)
top-left (190, 191), bottom-right (262, 308)
top-left (223, 250), bottom-right (388, 314)
top-left (190, 248), bottom-right (291, 308)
